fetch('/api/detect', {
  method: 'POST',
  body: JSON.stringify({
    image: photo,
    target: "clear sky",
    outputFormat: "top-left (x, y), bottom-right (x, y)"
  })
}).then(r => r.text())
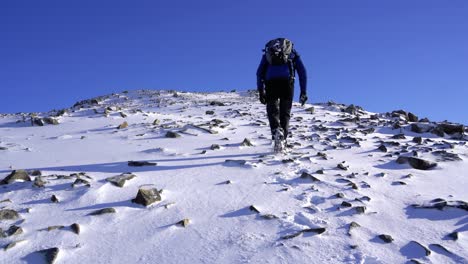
top-left (1, 0), bottom-right (467, 124)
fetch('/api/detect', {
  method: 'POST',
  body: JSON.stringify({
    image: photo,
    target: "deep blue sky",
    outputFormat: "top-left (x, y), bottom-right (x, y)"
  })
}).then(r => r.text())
top-left (1, 0), bottom-right (467, 124)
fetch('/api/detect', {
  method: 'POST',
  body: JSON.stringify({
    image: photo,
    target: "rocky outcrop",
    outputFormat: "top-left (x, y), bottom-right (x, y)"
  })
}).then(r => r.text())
top-left (0, 170), bottom-right (31, 184)
top-left (396, 156), bottom-right (437, 170)
top-left (132, 188), bottom-right (162, 206)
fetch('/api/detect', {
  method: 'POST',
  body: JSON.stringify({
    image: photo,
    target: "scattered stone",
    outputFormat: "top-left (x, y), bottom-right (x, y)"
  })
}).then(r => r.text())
top-left (413, 137), bottom-right (423, 144)
top-left (106, 173), bottom-right (136, 187)
top-left (408, 112), bottom-right (419, 122)
top-left (337, 162), bottom-right (349, 171)
top-left (88, 208), bottom-right (116, 216)
top-left (70, 223), bottom-right (80, 235)
top-left (317, 152), bottom-right (328, 160)
top-left (281, 231), bottom-right (303, 240)
top-left (378, 234), bottom-right (394, 243)
top-left (300, 172), bottom-right (320, 182)
top-left (335, 193), bottom-right (345, 198)
top-left (448, 231), bottom-right (458, 241)
top-left (36, 247), bottom-right (60, 264)
top-left (396, 156), bottom-right (437, 170)
top-left (50, 195), bottom-right (59, 203)
top-left (315, 169), bottom-right (325, 174)
top-left (260, 214), bottom-right (278, 220)
top-left (153, 119), bottom-right (160, 125)
top-left (432, 151), bottom-right (462, 162)
top-left (355, 206), bottom-right (366, 214)
top-left (205, 110), bottom-right (215, 115)
top-left (128, 161), bottom-right (157, 167)
top-left (392, 134), bottom-right (406, 140)
top-left (210, 144), bottom-right (221, 150)
top-left (4, 225), bottom-right (23, 236)
top-left (249, 205), bottom-right (260, 213)
top-left (303, 227), bottom-right (326, 235)
top-left (117, 121), bottom-right (128, 129)
top-left (177, 218), bottom-right (190, 227)
top-left (71, 178), bottom-right (91, 188)
top-left (119, 112), bottom-right (127, 118)
top-left (392, 181), bottom-right (407, 186)
top-left (131, 188), bottom-right (162, 206)
top-left (4, 240), bottom-right (26, 251)
top-left (348, 222), bottom-right (361, 236)
top-left (210, 101), bottom-right (225, 106)
top-left (341, 201), bottom-right (352, 208)
top-left (33, 176), bottom-right (47, 188)
top-left (29, 170), bottom-right (42, 176)
top-left (165, 131), bottom-right (181, 138)
top-left (412, 199), bottom-right (467, 211)
top-left (378, 145), bottom-right (388, 152)
top-left (0, 209), bottom-right (19, 220)
top-left (241, 138), bottom-right (254, 147)
top-left (46, 225), bottom-right (65, 231)
top-left (0, 170), bottom-right (31, 184)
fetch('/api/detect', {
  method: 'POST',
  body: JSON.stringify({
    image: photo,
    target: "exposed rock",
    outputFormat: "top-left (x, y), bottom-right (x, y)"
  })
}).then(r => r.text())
top-left (435, 122), bottom-right (465, 135)
top-left (29, 170), bottom-right (42, 176)
top-left (432, 150), bottom-right (462, 162)
top-left (300, 172), bottom-right (320, 182)
top-left (70, 223), bottom-right (80, 235)
top-left (341, 201), bottom-right (352, 208)
top-left (50, 195), bottom-right (59, 203)
top-left (241, 138), bottom-right (254, 147)
top-left (408, 112), bottom-right (419, 122)
top-left (249, 205), bottom-right (260, 213)
top-left (4, 225), bottom-right (23, 237)
top-left (46, 225), bottom-right (65, 231)
top-left (128, 161), bottom-right (157, 167)
top-left (210, 101), bottom-right (225, 106)
top-left (119, 112), bottom-right (127, 118)
top-left (88, 208), bottom-right (116, 216)
top-left (32, 117), bottom-right (45, 126)
top-left (1, 170), bottom-right (31, 184)
top-left (43, 117), bottom-right (59, 125)
top-left (334, 193), bottom-right (345, 198)
top-left (281, 227), bottom-right (326, 240)
top-left (153, 119), bottom-right (160, 125)
top-left (0, 209), bottom-right (19, 220)
top-left (71, 177), bottom-right (91, 188)
top-left (117, 121), bottom-right (128, 129)
top-left (392, 133), bottom-right (406, 140)
top-left (378, 145), bottom-right (388, 152)
top-left (106, 173), bottom-right (136, 187)
top-left (448, 231), bottom-right (458, 241)
top-left (348, 222), bottom-right (361, 236)
top-left (305, 107), bottom-right (315, 114)
top-left (378, 234), bottom-right (394, 243)
top-left (165, 131), bottom-right (181, 138)
top-left (412, 199), bottom-right (468, 211)
top-left (4, 240), bottom-right (26, 251)
top-left (410, 123), bottom-right (433, 134)
top-left (337, 162), bottom-right (349, 171)
top-left (412, 136), bottom-right (423, 144)
top-left (205, 110), bottom-right (215, 115)
top-left (177, 219), bottom-right (190, 227)
top-left (396, 156), bottom-right (437, 170)
top-left (317, 152), bottom-right (328, 160)
top-left (131, 188), bottom-right (162, 206)
top-left (260, 214), bottom-right (278, 220)
top-left (355, 206), bottom-right (366, 214)
top-left (210, 144), bottom-right (221, 150)
top-left (36, 247), bottom-right (60, 264)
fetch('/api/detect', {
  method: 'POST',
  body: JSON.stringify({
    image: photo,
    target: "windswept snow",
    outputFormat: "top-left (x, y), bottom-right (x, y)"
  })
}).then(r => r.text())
top-left (0, 90), bottom-right (467, 264)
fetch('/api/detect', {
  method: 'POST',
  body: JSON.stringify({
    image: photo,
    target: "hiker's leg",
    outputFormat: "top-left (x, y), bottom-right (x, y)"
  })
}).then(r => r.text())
top-left (279, 80), bottom-right (294, 139)
top-left (265, 81), bottom-right (281, 139)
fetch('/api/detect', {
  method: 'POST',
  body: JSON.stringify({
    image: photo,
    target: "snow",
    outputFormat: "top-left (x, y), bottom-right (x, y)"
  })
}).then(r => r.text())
top-left (0, 90), bottom-right (467, 264)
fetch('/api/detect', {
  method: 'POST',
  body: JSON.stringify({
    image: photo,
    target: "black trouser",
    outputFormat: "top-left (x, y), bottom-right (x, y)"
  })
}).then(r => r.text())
top-left (265, 79), bottom-right (294, 139)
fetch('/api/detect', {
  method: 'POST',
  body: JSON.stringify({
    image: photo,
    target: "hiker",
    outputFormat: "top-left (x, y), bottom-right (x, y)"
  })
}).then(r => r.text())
top-left (256, 38), bottom-right (308, 151)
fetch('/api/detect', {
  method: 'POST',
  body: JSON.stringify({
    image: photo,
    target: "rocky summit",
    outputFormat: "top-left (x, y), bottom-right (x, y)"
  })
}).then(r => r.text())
top-left (0, 90), bottom-right (467, 263)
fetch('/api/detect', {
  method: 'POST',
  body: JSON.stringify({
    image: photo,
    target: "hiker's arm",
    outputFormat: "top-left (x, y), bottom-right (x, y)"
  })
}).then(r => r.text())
top-left (295, 55), bottom-right (307, 94)
top-left (256, 55), bottom-right (268, 92)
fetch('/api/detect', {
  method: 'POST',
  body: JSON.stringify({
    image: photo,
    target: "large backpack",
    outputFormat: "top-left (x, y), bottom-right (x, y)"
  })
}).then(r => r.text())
top-left (264, 38), bottom-right (294, 65)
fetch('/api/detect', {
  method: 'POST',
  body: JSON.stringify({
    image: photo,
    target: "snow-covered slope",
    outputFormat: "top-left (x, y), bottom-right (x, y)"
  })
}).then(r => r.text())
top-left (1, 90), bottom-right (467, 264)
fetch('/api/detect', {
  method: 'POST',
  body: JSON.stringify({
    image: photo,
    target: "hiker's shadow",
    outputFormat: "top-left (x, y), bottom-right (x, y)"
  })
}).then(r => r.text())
top-left (0, 153), bottom-right (270, 175)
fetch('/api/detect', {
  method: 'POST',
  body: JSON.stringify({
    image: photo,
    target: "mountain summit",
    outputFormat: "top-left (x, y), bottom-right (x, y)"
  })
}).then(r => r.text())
top-left (1, 90), bottom-right (467, 263)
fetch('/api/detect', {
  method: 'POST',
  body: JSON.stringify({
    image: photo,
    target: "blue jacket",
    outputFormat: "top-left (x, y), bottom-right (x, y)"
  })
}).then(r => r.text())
top-left (256, 50), bottom-right (307, 94)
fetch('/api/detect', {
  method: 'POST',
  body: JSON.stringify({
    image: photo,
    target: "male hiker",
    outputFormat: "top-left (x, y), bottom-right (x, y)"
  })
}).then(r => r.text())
top-left (256, 38), bottom-right (308, 152)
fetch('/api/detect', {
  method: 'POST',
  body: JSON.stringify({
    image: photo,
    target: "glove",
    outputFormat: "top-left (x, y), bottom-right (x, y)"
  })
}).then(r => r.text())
top-left (299, 93), bottom-right (308, 106)
top-left (259, 90), bottom-right (267, 105)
